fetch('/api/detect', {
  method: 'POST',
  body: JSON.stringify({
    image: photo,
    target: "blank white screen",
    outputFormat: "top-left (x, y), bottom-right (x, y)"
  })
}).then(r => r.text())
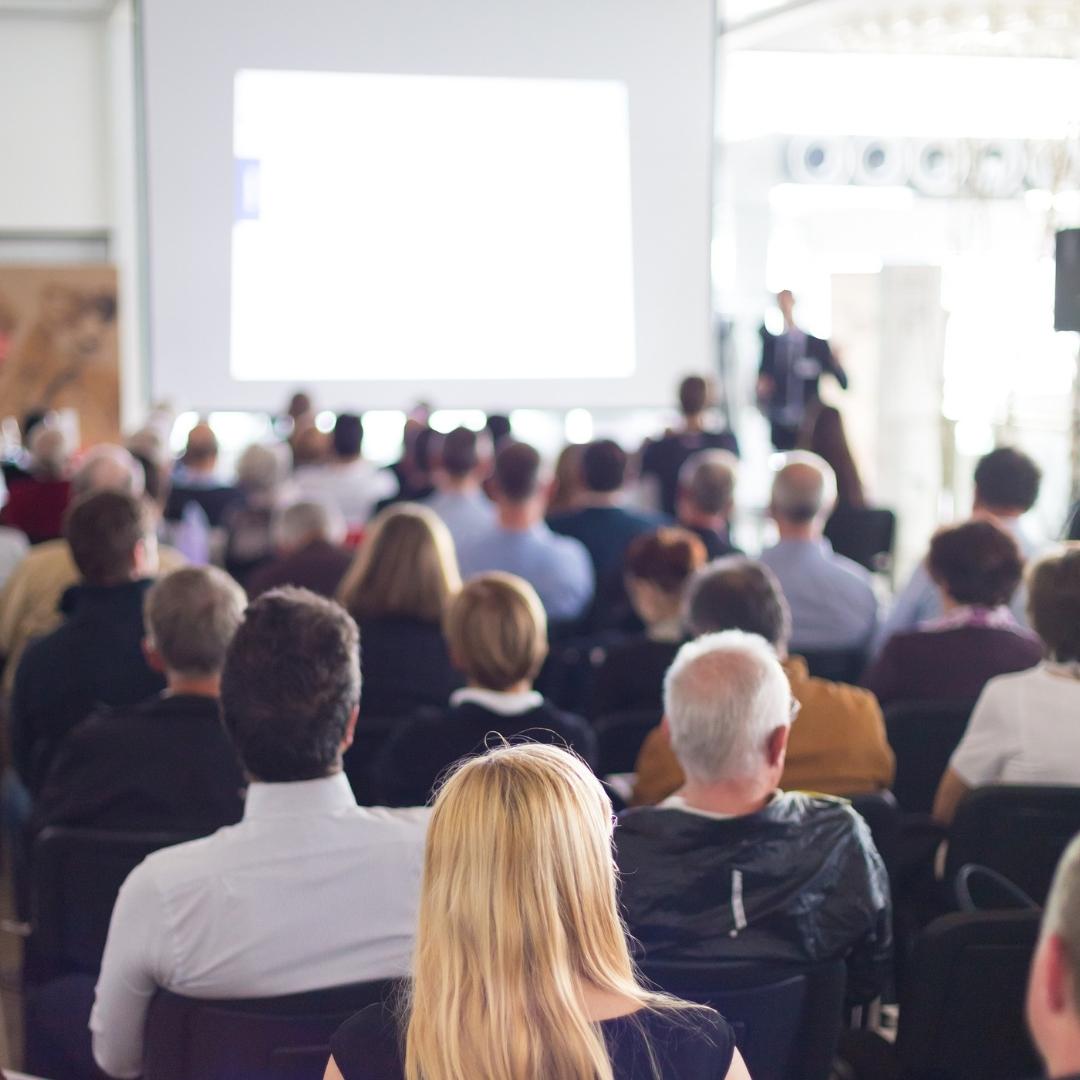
top-left (232, 71), bottom-right (635, 382)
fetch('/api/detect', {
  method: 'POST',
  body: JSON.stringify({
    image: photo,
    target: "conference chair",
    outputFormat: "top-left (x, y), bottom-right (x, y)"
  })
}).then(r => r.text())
top-left (797, 648), bottom-right (866, 685)
top-left (848, 790), bottom-right (900, 874)
top-left (945, 785), bottom-right (1080, 907)
top-left (342, 715), bottom-right (398, 805)
top-left (26, 826), bottom-right (203, 982)
top-left (824, 506), bottom-right (897, 575)
top-left (593, 709), bottom-right (662, 776)
top-left (142, 977), bottom-right (402, 1080)
top-left (640, 957), bottom-right (847, 1080)
top-left (837, 909), bottom-right (1040, 1080)
top-left (883, 699), bottom-right (976, 814)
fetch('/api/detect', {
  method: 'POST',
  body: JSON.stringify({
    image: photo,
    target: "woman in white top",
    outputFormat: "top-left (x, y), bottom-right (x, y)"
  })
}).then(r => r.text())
top-left (934, 544), bottom-right (1080, 824)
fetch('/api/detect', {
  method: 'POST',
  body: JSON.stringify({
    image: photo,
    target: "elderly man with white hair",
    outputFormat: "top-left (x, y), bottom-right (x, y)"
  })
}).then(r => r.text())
top-left (615, 630), bottom-right (891, 1004)
top-left (246, 500), bottom-right (351, 598)
top-left (759, 450), bottom-right (879, 655)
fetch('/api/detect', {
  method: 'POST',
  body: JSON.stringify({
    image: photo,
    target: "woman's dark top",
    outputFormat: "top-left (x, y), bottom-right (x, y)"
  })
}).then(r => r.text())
top-left (372, 697), bottom-right (597, 807)
top-left (865, 624), bottom-right (1042, 707)
top-left (590, 638), bottom-right (682, 719)
top-left (330, 1000), bottom-right (736, 1079)
top-left (356, 617), bottom-right (463, 718)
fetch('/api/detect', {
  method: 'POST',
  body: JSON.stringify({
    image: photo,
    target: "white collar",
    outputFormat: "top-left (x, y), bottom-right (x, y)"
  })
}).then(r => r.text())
top-left (243, 771), bottom-right (356, 820)
top-left (450, 686), bottom-right (545, 716)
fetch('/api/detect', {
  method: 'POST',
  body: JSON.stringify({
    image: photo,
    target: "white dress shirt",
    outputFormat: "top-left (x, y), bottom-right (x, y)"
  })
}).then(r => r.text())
top-left (293, 459), bottom-right (398, 526)
top-left (91, 772), bottom-right (429, 1078)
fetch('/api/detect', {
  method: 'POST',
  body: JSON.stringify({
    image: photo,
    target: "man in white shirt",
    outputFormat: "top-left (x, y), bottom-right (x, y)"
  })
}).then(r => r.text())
top-left (91, 587), bottom-right (429, 1079)
top-left (759, 452), bottom-right (878, 655)
top-left (293, 413), bottom-right (397, 527)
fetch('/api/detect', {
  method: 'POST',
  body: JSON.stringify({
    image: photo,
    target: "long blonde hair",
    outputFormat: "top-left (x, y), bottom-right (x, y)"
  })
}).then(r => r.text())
top-left (337, 504), bottom-right (461, 624)
top-left (405, 744), bottom-right (680, 1080)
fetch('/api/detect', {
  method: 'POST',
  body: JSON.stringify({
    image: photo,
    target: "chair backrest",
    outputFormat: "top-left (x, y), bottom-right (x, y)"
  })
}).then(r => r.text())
top-left (143, 978), bottom-right (402, 1080)
top-left (824, 507), bottom-right (896, 573)
top-left (883, 699), bottom-right (976, 813)
top-left (896, 909), bottom-right (1040, 1080)
top-left (640, 958), bottom-right (847, 1080)
top-left (28, 827), bottom-right (202, 981)
top-left (593, 710), bottom-right (661, 776)
top-left (946, 785), bottom-right (1080, 905)
top-left (342, 716), bottom-right (398, 806)
top-left (848, 790), bottom-right (900, 873)
top-left (796, 648), bottom-right (867, 684)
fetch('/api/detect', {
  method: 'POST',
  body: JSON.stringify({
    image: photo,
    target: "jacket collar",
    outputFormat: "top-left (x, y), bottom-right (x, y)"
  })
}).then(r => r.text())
top-left (59, 577), bottom-right (154, 617)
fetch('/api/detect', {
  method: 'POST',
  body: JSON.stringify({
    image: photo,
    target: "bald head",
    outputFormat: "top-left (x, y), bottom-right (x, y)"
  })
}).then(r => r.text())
top-left (72, 445), bottom-right (146, 499)
top-left (183, 423), bottom-right (219, 472)
top-left (770, 452), bottom-right (837, 533)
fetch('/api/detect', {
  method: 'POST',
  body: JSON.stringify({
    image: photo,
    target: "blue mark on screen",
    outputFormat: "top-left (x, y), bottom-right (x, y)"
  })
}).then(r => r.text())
top-left (234, 158), bottom-right (261, 221)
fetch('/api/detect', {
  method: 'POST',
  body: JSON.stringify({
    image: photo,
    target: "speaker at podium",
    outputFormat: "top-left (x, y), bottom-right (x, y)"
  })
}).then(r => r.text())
top-left (1056, 228), bottom-right (1080, 332)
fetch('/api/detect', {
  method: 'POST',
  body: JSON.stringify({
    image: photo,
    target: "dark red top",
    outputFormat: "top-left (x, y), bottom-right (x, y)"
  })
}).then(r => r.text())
top-left (0, 476), bottom-right (71, 543)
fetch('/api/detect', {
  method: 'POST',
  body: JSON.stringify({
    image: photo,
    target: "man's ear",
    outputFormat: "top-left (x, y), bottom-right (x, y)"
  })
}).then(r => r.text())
top-left (765, 724), bottom-right (790, 768)
top-left (660, 715), bottom-right (672, 742)
top-left (340, 704), bottom-right (360, 753)
top-left (1045, 933), bottom-right (1072, 1015)
top-left (142, 638), bottom-right (166, 674)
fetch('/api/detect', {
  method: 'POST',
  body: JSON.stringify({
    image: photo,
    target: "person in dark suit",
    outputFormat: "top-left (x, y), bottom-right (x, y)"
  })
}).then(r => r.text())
top-left (589, 527), bottom-right (706, 719)
top-left (759, 290), bottom-right (848, 450)
top-left (246, 500), bottom-right (352, 599)
top-left (373, 573), bottom-right (597, 806)
top-left (11, 490), bottom-right (165, 794)
top-left (337, 504), bottom-right (463, 718)
top-left (34, 565), bottom-right (247, 834)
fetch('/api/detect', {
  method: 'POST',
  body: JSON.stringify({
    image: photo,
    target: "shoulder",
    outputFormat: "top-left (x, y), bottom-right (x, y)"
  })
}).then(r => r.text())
top-left (800, 670), bottom-right (881, 718)
top-left (978, 665), bottom-right (1047, 703)
top-left (609, 1006), bottom-right (735, 1074)
top-left (331, 1001), bottom-right (405, 1080)
top-left (828, 550), bottom-right (874, 585)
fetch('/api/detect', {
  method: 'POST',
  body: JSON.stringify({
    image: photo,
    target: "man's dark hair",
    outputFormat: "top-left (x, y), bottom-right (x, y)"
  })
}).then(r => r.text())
top-left (494, 442), bottom-right (541, 503)
top-left (220, 588), bottom-right (360, 782)
top-left (678, 375), bottom-right (708, 417)
top-left (64, 490), bottom-right (150, 587)
top-left (928, 520), bottom-right (1023, 608)
top-left (333, 414), bottom-right (364, 459)
top-left (442, 427), bottom-right (481, 478)
top-left (581, 439), bottom-right (627, 493)
top-left (685, 556), bottom-right (791, 647)
top-left (1029, 545), bottom-right (1080, 663)
top-left (974, 447), bottom-right (1041, 513)
top-left (485, 413), bottom-right (512, 447)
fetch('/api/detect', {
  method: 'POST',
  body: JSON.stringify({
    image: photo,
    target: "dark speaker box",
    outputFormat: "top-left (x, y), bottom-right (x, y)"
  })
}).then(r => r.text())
top-left (1056, 228), bottom-right (1080, 332)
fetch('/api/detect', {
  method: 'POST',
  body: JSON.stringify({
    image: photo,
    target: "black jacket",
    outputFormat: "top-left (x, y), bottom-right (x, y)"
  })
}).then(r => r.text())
top-left (615, 792), bottom-right (891, 1004)
top-left (11, 580), bottom-right (165, 794)
top-left (33, 693), bottom-right (246, 835)
top-left (372, 698), bottom-right (597, 807)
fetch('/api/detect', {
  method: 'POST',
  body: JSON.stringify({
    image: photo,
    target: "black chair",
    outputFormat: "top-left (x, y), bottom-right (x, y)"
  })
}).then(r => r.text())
top-left (797, 648), bottom-right (866, 684)
top-left (640, 957), bottom-right (846, 1080)
top-left (883, 699), bottom-right (976, 814)
top-left (143, 978), bottom-right (402, 1080)
top-left (849, 791), bottom-right (900, 874)
top-left (342, 716), bottom-right (398, 805)
top-left (593, 710), bottom-right (661, 776)
top-left (945, 785), bottom-right (1080, 906)
top-left (824, 506), bottom-right (897, 574)
top-left (27, 827), bottom-right (203, 982)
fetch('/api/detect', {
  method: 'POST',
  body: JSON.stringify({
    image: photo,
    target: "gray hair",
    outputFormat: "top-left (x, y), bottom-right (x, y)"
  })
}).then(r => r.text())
top-left (72, 444), bottom-right (146, 498)
top-left (237, 443), bottom-right (287, 494)
top-left (770, 451), bottom-right (837, 524)
top-left (29, 426), bottom-right (72, 478)
top-left (275, 500), bottom-right (346, 550)
top-left (663, 630), bottom-right (791, 783)
top-left (679, 449), bottom-right (738, 516)
top-left (144, 566), bottom-right (247, 678)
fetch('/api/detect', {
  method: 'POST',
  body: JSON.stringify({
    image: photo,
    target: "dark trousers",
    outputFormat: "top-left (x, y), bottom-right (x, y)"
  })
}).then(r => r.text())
top-left (24, 972), bottom-right (104, 1079)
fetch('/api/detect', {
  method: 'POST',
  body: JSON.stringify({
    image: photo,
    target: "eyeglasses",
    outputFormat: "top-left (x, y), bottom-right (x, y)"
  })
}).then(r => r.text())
top-left (789, 698), bottom-right (802, 722)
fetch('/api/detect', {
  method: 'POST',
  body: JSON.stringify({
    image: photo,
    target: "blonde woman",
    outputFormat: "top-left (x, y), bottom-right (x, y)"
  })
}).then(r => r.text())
top-left (337, 504), bottom-right (463, 717)
top-left (372, 572), bottom-right (596, 806)
top-left (326, 744), bottom-right (748, 1079)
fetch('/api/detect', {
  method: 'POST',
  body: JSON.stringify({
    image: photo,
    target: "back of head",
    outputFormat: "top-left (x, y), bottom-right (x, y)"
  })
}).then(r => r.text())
top-left (928, 520), bottom-right (1023, 608)
top-left (664, 630), bottom-right (791, 783)
top-left (440, 426), bottom-right (484, 479)
top-left (407, 743), bottom-right (645, 1080)
top-left (494, 441), bottom-right (541, 504)
top-left (29, 426), bottom-right (71, 479)
top-left (287, 391), bottom-right (313, 419)
top-left (678, 375), bottom-right (708, 418)
top-left (64, 490), bottom-right (151, 587)
top-left (183, 422), bottom-right (219, 469)
top-left (974, 447), bottom-right (1041, 515)
top-left (684, 556), bottom-right (791, 647)
top-left (625, 527), bottom-right (707, 596)
top-left (71, 444), bottom-right (146, 499)
top-left (485, 413), bottom-right (512, 448)
top-left (219, 587), bottom-right (359, 782)
top-left (770, 451), bottom-right (837, 526)
top-left (679, 449), bottom-right (737, 516)
top-left (1028, 544), bottom-right (1080, 663)
top-left (333, 413), bottom-right (364, 459)
top-left (580, 439), bottom-right (627, 494)
top-left (444, 572), bottom-right (547, 690)
top-left (338, 504), bottom-right (460, 624)
top-left (276, 500), bottom-right (346, 551)
top-left (145, 566), bottom-right (247, 678)
top-left (237, 443), bottom-right (286, 495)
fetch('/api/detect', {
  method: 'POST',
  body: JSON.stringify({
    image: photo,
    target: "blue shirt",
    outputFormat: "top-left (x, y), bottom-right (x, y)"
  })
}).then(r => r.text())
top-left (760, 538), bottom-right (879, 653)
top-left (422, 489), bottom-right (496, 553)
top-left (457, 523), bottom-right (595, 622)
